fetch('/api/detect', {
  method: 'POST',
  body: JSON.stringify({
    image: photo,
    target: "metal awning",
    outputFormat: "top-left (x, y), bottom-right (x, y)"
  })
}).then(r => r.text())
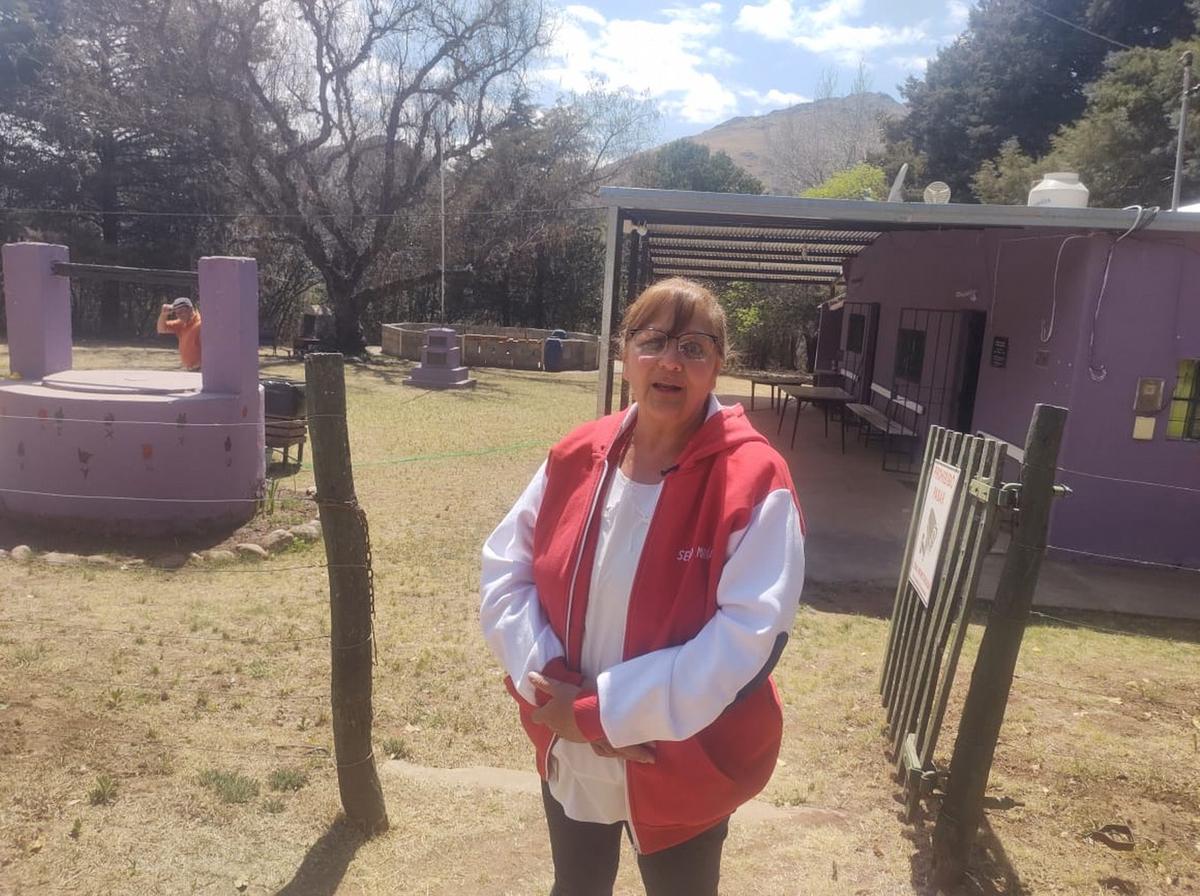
top-left (593, 187), bottom-right (1200, 415)
top-left (601, 187), bottom-right (1199, 289)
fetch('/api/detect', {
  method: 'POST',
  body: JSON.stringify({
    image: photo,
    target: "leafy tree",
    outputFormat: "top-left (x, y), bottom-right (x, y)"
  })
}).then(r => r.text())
top-left (632, 140), bottom-right (765, 194)
top-left (970, 138), bottom-right (1041, 204)
top-left (972, 39), bottom-right (1200, 208)
top-left (0, 0), bottom-right (237, 332)
top-left (194, 0), bottom-right (553, 352)
top-left (888, 0), bottom-right (1196, 201)
top-left (802, 164), bottom-right (888, 200)
top-left (366, 87), bottom-right (655, 332)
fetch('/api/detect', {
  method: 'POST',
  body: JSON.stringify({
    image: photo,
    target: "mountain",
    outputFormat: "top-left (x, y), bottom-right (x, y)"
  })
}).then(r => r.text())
top-left (683, 92), bottom-right (907, 195)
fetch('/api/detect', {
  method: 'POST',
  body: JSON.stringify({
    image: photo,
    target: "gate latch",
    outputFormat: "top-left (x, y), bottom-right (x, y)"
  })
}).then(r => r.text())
top-left (969, 479), bottom-right (1021, 509)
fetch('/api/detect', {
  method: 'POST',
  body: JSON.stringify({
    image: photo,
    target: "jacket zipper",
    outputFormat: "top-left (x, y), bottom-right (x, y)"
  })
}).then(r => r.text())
top-left (564, 455), bottom-right (609, 666)
top-left (621, 467), bottom-right (672, 856)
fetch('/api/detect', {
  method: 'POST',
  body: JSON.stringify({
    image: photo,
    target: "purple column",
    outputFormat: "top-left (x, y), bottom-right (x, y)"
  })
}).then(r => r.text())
top-left (198, 256), bottom-right (259, 396)
top-left (2, 242), bottom-right (73, 380)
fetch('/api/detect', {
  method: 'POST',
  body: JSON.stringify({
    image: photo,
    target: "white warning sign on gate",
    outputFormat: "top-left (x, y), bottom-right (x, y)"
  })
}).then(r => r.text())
top-left (909, 459), bottom-right (961, 606)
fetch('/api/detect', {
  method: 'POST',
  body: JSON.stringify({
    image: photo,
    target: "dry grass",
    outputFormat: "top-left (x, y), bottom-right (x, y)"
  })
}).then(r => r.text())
top-left (0, 343), bottom-right (1197, 894)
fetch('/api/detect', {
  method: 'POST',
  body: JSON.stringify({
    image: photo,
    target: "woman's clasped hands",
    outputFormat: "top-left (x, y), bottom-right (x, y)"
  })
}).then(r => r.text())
top-left (528, 671), bottom-right (656, 764)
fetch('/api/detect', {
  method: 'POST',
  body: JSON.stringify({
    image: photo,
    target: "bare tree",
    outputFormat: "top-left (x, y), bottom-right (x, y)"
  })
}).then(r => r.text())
top-left (194, 0), bottom-right (551, 349)
top-left (767, 62), bottom-right (892, 195)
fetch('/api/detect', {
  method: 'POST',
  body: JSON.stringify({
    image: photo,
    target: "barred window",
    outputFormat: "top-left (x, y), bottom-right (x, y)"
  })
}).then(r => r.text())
top-left (1166, 360), bottom-right (1200, 441)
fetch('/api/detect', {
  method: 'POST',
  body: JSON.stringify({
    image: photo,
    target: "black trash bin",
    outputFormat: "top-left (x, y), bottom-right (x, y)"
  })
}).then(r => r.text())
top-left (261, 379), bottom-right (306, 419)
top-left (543, 329), bottom-right (568, 373)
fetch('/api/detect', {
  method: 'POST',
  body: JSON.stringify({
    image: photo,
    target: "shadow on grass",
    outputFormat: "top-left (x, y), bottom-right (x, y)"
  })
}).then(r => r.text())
top-left (903, 801), bottom-right (1029, 896)
top-left (274, 815), bottom-right (368, 896)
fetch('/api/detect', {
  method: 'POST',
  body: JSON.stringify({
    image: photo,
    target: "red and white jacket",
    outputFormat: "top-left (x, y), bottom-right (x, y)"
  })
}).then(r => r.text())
top-left (481, 399), bottom-right (805, 853)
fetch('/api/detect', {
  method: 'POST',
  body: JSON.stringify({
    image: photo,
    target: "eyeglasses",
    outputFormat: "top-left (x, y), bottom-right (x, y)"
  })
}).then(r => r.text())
top-left (628, 327), bottom-right (719, 363)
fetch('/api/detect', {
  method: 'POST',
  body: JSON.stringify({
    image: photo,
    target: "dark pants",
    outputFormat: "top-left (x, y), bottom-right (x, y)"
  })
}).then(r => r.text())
top-left (541, 781), bottom-right (729, 896)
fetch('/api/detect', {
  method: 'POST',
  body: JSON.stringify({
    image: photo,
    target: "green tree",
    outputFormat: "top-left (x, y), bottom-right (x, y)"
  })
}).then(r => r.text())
top-left (802, 164), bottom-right (888, 200)
top-left (0, 0), bottom-right (237, 332)
top-left (972, 39), bottom-right (1200, 208)
top-left (632, 140), bottom-right (765, 194)
top-left (970, 138), bottom-right (1040, 204)
top-left (888, 0), bottom-right (1196, 201)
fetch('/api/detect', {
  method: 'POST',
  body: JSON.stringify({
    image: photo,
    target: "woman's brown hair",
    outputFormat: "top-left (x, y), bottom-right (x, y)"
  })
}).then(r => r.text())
top-left (618, 277), bottom-right (728, 360)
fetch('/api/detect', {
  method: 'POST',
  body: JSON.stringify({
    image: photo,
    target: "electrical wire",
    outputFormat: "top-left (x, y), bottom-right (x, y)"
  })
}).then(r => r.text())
top-left (1020, 0), bottom-right (1133, 51)
top-left (1086, 205), bottom-right (1158, 381)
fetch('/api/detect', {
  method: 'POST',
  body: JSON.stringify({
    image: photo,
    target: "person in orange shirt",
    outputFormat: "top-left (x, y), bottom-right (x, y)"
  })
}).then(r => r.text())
top-left (157, 297), bottom-right (202, 370)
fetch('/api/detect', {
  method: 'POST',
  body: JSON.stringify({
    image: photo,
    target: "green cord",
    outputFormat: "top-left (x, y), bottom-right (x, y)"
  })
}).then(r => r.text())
top-left (295, 438), bottom-right (549, 471)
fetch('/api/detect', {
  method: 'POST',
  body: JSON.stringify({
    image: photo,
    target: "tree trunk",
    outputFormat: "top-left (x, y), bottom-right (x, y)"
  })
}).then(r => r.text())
top-left (327, 281), bottom-right (368, 354)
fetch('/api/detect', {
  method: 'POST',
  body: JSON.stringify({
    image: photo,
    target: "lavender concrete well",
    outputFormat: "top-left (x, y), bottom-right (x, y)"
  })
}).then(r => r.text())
top-left (0, 243), bottom-right (265, 534)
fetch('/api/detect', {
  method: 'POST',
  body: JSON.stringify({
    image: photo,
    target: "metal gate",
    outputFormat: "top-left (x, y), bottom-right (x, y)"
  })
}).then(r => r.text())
top-left (879, 426), bottom-right (1008, 816)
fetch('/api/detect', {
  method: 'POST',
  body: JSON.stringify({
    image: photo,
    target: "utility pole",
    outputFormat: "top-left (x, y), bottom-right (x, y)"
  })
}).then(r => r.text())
top-left (1172, 51), bottom-right (1193, 212)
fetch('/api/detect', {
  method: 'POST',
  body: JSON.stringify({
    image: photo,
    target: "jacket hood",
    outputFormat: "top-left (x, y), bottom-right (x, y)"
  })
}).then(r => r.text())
top-left (594, 398), bottom-right (766, 470)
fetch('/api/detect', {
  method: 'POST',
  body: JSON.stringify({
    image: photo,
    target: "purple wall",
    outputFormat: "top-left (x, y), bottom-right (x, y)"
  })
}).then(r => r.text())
top-left (1052, 236), bottom-right (1200, 567)
top-left (843, 227), bottom-right (1200, 570)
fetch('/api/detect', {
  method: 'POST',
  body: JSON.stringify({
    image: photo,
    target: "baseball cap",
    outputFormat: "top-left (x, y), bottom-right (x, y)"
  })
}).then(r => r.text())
top-left (171, 297), bottom-right (194, 311)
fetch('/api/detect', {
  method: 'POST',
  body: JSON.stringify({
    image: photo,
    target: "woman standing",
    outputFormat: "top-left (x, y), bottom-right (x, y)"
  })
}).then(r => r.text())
top-left (481, 278), bottom-right (805, 895)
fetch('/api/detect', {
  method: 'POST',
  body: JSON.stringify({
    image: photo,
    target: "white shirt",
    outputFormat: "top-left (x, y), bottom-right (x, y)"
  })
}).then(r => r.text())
top-left (548, 467), bottom-right (663, 823)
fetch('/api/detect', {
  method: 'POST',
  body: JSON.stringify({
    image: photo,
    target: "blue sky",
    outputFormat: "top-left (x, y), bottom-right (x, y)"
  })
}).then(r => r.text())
top-left (535, 0), bottom-right (972, 140)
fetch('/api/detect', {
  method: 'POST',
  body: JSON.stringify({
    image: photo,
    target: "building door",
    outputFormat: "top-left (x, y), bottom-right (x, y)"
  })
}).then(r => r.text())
top-left (955, 311), bottom-right (988, 434)
top-left (841, 302), bottom-right (880, 402)
top-left (813, 302), bottom-right (843, 385)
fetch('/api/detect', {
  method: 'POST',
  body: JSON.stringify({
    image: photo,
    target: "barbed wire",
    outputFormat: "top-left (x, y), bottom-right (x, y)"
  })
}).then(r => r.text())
top-left (1056, 465), bottom-right (1200, 496)
top-left (1012, 672), bottom-right (1197, 715)
top-left (0, 203), bottom-right (605, 222)
top-left (1028, 608), bottom-right (1200, 640)
top-left (13, 668), bottom-right (330, 704)
top-left (1045, 543), bottom-right (1200, 574)
top-left (0, 615), bottom-right (330, 645)
top-left (0, 412), bottom-right (348, 428)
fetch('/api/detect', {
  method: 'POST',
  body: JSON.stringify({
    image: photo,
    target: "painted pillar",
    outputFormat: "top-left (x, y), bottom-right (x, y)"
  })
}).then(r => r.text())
top-left (2, 242), bottom-right (73, 380)
top-left (198, 256), bottom-right (259, 396)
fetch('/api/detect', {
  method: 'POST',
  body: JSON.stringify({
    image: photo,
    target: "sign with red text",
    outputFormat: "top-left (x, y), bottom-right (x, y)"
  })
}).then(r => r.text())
top-left (909, 459), bottom-right (961, 606)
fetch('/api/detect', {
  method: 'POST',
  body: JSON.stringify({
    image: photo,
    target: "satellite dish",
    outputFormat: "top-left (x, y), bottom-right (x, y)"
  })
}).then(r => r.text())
top-left (923, 181), bottom-right (952, 204)
top-left (887, 163), bottom-right (909, 202)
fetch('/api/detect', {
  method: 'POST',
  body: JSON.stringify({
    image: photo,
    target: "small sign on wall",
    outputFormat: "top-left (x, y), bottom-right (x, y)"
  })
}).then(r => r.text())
top-left (990, 336), bottom-right (1009, 368)
top-left (1133, 377), bottom-right (1166, 414)
top-left (909, 460), bottom-right (962, 606)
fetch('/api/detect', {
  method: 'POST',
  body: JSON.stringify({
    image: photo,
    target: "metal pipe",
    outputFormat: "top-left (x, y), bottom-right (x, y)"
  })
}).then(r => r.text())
top-left (1172, 50), bottom-right (1193, 212)
top-left (50, 262), bottom-right (197, 288)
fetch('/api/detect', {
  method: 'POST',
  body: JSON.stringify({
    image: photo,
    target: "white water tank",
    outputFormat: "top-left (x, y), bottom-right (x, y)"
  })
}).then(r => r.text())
top-left (1028, 172), bottom-right (1089, 208)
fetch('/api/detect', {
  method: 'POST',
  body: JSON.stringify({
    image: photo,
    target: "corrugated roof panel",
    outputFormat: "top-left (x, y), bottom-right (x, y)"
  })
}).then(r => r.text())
top-left (653, 267), bottom-right (839, 283)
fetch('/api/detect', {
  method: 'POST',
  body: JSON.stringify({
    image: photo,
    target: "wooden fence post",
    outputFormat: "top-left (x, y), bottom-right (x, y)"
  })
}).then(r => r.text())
top-left (305, 353), bottom-right (390, 835)
top-left (931, 403), bottom-right (1068, 886)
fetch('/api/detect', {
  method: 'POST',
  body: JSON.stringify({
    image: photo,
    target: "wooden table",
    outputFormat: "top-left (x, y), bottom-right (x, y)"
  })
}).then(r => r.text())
top-left (777, 385), bottom-right (856, 452)
top-left (748, 374), bottom-right (812, 411)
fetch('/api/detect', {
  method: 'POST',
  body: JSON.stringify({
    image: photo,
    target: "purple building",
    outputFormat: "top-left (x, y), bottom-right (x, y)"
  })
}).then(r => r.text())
top-left (595, 189), bottom-right (1200, 571)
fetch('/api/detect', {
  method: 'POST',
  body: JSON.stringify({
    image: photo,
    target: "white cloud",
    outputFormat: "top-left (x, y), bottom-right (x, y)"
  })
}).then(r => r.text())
top-left (945, 0), bottom-right (970, 29)
top-left (739, 87), bottom-right (811, 109)
top-left (890, 54), bottom-right (930, 74)
top-left (706, 46), bottom-right (739, 66)
top-left (541, 4), bottom-right (739, 123)
top-left (735, 0), bottom-right (927, 65)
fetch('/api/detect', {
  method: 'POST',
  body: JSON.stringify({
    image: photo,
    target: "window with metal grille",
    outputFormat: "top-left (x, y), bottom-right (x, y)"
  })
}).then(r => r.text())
top-left (895, 328), bottom-right (926, 383)
top-left (846, 313), bottom-right (865, 353)
top-left (1167, 359), bottom-right (1200, 441)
